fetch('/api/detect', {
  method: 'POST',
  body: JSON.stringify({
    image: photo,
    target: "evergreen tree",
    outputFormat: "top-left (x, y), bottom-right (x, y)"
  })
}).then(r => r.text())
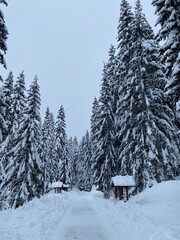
top-left (90, 97), bottom-right (100, 156)
top-left (56, 106), bottom-right (72, 185)
top-left (55, 105), bottom-right (67, 161)
top-left (116, 0), bottom-right (134, 84)
top-left (152, 0), bottom-right (180, 129)
top-left (72, 136), bottom-right (79, 185)
top-left (92, 49), bottom-right (116, 192)
top-left (68, 136), bottom-right (79, 186)
top-left (0, 0), bottom-right (8, 197)
top-left (12, 71), bottom-right (26, 133)
top-left (0, 72), bottom-right (14, 178)
top-left (77, 131), bottom-right (92, 191)
top-left (2, 71), bottom-right (14, 136)
top-left (115, 0), bottom-right (134, 149)
top-left (1, 76), bottom-right (43, 208)
top-left (0, 0), bottom-right (8, 71)
top-left (41, 108), bottom-right (57, 190)
top-left (0, 87), bottom-right (6, 143)
top-left (118, 0), bottom-right (180, 192)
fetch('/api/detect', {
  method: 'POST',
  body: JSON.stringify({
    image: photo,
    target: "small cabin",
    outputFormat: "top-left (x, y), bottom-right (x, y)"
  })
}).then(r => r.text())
top-left (51, 181), bottom-right (63, 193)
top-left (111, 175), bottom-right (135, 201)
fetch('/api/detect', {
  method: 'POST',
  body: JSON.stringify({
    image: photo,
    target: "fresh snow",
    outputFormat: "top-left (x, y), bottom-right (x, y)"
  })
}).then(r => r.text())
top-left (51, 181), bottom-right (63, 188)
top-left (0, 180), bottom-right (180, 240)
top-left (111, 175), bottom-right (135, 186)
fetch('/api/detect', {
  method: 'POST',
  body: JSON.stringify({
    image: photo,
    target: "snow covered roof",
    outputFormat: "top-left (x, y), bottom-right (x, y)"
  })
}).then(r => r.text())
top-left (111, 175), bottom-right (135, 187)
top-left (51, 181), bottom-right (63, 188)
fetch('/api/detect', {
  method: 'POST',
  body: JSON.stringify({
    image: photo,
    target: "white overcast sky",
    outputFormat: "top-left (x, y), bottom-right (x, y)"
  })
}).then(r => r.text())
top-left (1, 0), bottom-right (156, 140)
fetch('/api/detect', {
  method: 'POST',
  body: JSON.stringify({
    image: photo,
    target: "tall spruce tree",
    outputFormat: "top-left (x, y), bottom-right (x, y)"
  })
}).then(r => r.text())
top-left (1, 76), bottom-right (43, 208)
top-left (55, 105), bottom-right (67, 161)
top-left (56, 106), bottom-right (72, 185)
top-left (68, 136), bottom-right (79, 186)
top-left (0, 87), bottom-right (6, 143)
top-left (41, 108), bottom-right (57, 190)
top-left (0, 0), bottom-right (8, 71)
top-left (2, 71), bottom-right (27, 176)
top-left (117, 0), bottom-right (180, 192)
top-left (0, 0), bottom-right (8, 194)
top-left (2, 71), bottom-right (14, 136)
top-left (90, 97), bottom-right (100, 153)
top-left (152, 0), bottom-right (180, 129)
top-left (77, 131), bottom-right (92, 191)
top-left (12, 71), bottom-right (26, 133)
top-left (0, 72), bottom-right (14, 179)
top-left (92, 47), bottom-right (116, 192)
top-left (115, 0), bottom-right (134, 152)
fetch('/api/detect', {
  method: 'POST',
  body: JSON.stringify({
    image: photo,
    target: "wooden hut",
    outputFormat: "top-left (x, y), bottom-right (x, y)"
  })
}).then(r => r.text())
top-left (111, 175), bottom-right (135, 201)
top-left (51, 181), bottom-right (63, 193)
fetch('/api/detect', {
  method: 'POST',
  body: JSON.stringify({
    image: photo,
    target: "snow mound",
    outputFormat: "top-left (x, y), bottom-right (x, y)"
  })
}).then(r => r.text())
top-left (95, 180), bottom-right (180, 240)
top-left (134, 180), bottom-right (180, 228)
top-left (0, 191), bottom-right (70, 240)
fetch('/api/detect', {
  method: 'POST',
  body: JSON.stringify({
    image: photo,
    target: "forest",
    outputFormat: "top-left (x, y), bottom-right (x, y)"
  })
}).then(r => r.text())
top-left (0, 0), bottom-right (179, 209)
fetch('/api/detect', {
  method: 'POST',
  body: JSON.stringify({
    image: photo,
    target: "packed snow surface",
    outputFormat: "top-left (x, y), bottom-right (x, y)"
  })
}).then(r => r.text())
top-left (111, 175), bottom-right (135, 186)
top-left (0, 180), bottom-right (180, 240)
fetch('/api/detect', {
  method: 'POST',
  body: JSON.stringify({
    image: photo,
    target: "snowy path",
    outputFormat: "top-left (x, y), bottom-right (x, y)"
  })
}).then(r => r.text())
top-left (0, 182), bottom-right (180, 240)
top-left (55, 195), bottom-right (119, 240)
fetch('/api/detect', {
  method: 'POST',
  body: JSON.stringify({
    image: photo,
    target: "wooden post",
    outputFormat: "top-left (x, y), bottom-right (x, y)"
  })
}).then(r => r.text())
top-left (115, 187), bottom-right (118, 199)
top-left (126, 187), bottom-right (128, 201)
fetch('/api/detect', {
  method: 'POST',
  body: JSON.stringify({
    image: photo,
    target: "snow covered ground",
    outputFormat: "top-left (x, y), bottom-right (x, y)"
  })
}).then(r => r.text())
top-left (0, 180), bottom-right (180, 240)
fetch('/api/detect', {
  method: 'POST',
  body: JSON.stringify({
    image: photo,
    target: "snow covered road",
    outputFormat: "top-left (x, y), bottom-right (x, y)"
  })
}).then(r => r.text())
top-left (55, 196), bottom-right (119, 240)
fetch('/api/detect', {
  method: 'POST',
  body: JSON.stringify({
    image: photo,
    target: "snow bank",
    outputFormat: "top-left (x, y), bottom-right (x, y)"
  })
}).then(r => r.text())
top-left (95, 180), bottom-right (180, 240)
top-left (134, 180), bottom-right (180, 228)
top-left (0, 191), bottom-right (70, 240)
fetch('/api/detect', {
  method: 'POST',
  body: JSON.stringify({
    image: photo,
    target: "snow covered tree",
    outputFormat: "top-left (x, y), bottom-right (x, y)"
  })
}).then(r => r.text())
top-left (1, 71), bottom-right (27, 173)
top-left (12, 71), bottom-right (26, 133)
top-left (117, 0), bottom-right (180, 192)
top-left (2, 71), bottom-right (14, 136)
top-left (92, 49), bottom-right (117, 192)
top-left (115, 0), bottom-right (134, 143)
top-left (0, 0), bottom-right (8, 195)
top-left (77, 131), bottom-right (92, 191)
top-left (116, 0), bottom-right (134, 79)
top-left (55, 105), bottom-right (67, 161)
top-left (0, 72), bottom-right (14, 179)
top-left (1, 76), bottom-right (43, 208)
top-left (0, 87), bottom-right (6, 143)
top-left (152, 0), bottom-right (180, 129)
top-left (41, 108), bottom-right (57, 191)
top-left (0, 1), bottom-right (7, 6)
top-left (0, 0), bottom-right (8, 71)
top-left (90, 97), bottom-right (101, 156)
top-left (56, 106), bottom-right (72, 185)
top-left (68, 136), bottom-right (79, 186)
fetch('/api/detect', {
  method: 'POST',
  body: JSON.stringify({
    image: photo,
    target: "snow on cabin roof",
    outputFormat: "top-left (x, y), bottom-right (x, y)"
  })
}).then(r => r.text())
top-left (51, 181), bottom-right (63, 188)
top-left (111, 175), bottom-right (135, 187)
